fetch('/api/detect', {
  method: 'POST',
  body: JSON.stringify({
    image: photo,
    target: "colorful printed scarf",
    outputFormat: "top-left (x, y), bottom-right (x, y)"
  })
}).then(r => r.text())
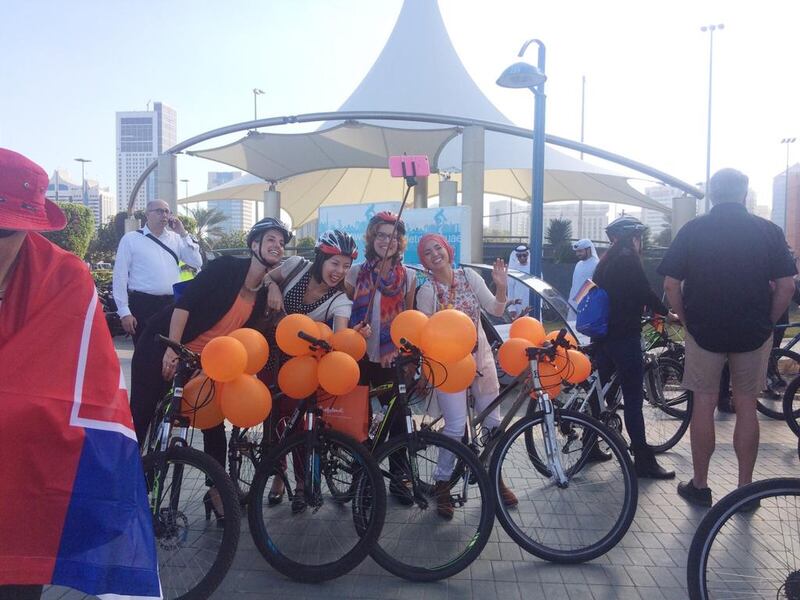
top-left (350, 257), bottom-right (407, 362)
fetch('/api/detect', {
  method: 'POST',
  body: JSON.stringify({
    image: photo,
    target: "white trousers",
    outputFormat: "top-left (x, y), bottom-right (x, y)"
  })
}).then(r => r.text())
top-left (433, 382), bottom-right (501, 481)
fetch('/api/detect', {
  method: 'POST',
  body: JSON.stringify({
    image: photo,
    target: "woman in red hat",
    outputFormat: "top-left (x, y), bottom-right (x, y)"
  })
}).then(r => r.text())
top-left (416, 233), bottom-right (517, 518)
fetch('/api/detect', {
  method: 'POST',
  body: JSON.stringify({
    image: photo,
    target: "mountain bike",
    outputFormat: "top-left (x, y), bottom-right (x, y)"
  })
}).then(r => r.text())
top-left (759, 322), bottom-right (800, 419)
top-left (141, 335), bottom-right (241, 600)
top-left (246, 330), bottom-right (387, 583)
top-left (687, 477), bottom-right (800, 599)
top-left (425, 330), bottom-right (638, 563)
top-left (355, 342), bottom-right (495, 582)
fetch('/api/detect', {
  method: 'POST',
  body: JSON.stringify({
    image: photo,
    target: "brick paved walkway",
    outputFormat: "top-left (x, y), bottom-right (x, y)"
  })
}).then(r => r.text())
top-left (44, 338), bottom-right (800, 599)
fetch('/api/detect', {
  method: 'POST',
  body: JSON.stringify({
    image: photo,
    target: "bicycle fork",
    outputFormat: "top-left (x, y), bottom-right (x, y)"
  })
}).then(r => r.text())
top-left (529, 361), bottom-right (569, 488)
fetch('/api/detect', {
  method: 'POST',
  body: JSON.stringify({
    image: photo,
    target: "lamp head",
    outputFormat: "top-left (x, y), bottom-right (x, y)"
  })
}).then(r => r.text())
top-left (496, 62), bottom-right (547, 90)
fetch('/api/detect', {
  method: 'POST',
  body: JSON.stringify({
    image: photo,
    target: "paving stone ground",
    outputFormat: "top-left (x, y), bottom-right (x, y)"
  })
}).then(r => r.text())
top-left (44, 338), bottom-right (800, 599)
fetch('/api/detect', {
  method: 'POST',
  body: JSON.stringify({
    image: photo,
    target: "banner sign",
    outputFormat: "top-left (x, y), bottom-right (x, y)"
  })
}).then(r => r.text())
top-left (318, 203), bottom-right (472, 265)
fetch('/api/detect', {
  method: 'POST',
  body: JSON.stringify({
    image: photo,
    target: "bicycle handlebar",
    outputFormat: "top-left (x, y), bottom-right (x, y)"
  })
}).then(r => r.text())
top-left (524, 328), bottom-right (568, 361)
top-left (297, 329), bottom-right (332, 352)
top-left (775, 322), bottom-right (800, 332)
top-left (157, 335), bottom-right (200, 362)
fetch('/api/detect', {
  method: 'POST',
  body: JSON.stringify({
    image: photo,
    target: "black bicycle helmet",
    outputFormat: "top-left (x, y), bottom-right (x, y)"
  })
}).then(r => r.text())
top-left (605, 215), bottom-right (647, 240)
top-left (316, 229), bottom-right (358, 259)
top-left (247, 216), bottom-right (292, 246)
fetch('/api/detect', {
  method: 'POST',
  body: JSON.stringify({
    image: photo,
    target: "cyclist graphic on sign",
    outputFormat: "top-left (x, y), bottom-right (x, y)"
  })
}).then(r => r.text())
top-left (434, 209), bottom-right (447, 228)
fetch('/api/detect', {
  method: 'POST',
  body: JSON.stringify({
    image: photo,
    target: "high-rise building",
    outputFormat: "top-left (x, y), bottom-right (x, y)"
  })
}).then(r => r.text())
top-left (46, 169), bottom-right (116, 229)
top-left (542, 202), bottom-right (609, 242)
top-left (487, 198), bottom-right (529, 238)
top-left (773, 164), bottom-right (800, 249)
top-left (642, 185), bottom-right (680, 237)
top-left (116, 102), bottom-right (177, 213)
top-left (205, 171), bottom-right (256, 234)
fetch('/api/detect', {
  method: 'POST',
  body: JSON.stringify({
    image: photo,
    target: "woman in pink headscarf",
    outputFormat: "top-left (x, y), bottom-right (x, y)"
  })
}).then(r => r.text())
top-left (415, 233), bottom-right (517, 518)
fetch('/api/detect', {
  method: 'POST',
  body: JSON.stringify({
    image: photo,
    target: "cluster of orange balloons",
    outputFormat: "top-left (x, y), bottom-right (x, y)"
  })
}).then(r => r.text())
top-left (184, 328), bottom-right (273, 429)
top-left (390, 308), bottom-right (478, 393)
top-left (497, 317), bottom-right (592, 397)
top-left (275, 314), bottom-right (363, 398)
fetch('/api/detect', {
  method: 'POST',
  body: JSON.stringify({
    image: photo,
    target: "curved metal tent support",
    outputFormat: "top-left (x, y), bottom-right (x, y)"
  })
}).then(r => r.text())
top-left (127, 110), bottom-right (703, 214)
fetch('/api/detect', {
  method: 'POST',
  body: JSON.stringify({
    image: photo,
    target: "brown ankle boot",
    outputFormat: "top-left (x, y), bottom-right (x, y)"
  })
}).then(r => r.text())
top-left (499, 477), bottom-right (518, 507)
top-left (433, 481), bottom-right (454, 520)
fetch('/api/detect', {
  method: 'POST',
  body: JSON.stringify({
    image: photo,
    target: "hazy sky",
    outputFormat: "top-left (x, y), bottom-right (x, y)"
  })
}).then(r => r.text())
top-left (1, 0), bottom-right (798, 212)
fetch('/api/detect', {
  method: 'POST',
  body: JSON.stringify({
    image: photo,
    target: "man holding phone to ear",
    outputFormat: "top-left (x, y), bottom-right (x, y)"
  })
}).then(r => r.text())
top-left (112, 199), bottom-right (202, 344)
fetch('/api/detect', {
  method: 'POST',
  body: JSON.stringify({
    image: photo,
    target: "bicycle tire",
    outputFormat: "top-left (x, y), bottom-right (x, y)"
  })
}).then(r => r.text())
top-left (490, 409), bottom-right (637, 563)
top-left (687, 477), bottom-right (800, 600)
top-left (367, 430), bottom-right (495, 581)
top-left (643, 357), bottom-right (692, 453)
top-left (783, 375), bottom-right (800, 439)
top-left (247, 428), bottom-right (386, 582)
top-left (142, 446), bottom-right (241, 600)
top-left (759, 348), bottom-right (800, 419)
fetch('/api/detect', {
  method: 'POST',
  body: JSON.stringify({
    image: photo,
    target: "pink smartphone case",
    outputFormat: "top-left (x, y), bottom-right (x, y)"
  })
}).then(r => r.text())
top-left (388, 155), bottom-right (430, 178)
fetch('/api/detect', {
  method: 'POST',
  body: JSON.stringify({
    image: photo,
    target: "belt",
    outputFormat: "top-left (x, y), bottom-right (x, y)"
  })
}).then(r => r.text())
top-left (129, 290), bottom-right (174, 299)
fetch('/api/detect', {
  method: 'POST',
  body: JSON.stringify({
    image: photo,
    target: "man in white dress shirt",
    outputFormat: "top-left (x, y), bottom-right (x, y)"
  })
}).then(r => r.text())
top-left (112, 199), bottom-right (202, 343)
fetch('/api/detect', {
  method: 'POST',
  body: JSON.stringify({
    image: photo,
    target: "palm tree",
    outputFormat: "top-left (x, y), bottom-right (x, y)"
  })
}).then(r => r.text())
top-left (188, 207), bottom-right (228, 259)
top-left (545, 218), bottom-right (574, 264)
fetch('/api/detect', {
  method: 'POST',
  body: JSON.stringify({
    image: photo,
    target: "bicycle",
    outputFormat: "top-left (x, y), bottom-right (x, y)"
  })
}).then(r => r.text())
top-left (141, 335), bottom-right (241, 600)
top-left (425, 330), bottom-right (638, 563)
top-left (246, 330), bottom-right (387, 583)
top-left (549, 340), bottom-right (692, 454)
top-left (354, 342), bottom-right (495, 582)
top-left (758, 322), bottom-right (800, 419)
top-left (686, 477), bottom-right (800, 599)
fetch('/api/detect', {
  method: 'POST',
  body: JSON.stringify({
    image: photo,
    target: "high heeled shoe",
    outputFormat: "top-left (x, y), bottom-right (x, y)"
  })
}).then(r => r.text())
top-left (268, 480), bottom-right (285, 506)
top-left (203, 491), bottom-right (225, 527)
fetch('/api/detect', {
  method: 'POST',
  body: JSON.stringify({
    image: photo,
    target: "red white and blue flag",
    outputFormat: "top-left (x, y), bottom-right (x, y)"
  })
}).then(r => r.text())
top-left (0, 233), bottom-right (160, 598)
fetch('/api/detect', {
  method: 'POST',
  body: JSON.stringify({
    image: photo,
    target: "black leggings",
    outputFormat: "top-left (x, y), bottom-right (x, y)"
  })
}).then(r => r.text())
top-left (129, 324), bottom-right (227, 469)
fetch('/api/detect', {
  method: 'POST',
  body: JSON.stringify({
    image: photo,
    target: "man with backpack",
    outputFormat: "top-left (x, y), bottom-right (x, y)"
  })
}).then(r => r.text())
top-left (660, 168), bottom-right (796, 507)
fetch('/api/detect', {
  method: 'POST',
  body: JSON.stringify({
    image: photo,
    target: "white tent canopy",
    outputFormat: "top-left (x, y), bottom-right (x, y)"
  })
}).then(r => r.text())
top-left (184, 0), bottom-right (668, 227)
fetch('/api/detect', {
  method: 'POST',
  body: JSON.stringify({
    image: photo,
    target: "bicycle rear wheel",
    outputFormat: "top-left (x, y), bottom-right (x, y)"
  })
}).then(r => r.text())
top-left (228, 423), bottom-right (265, 505)
top-left (759, 348), bottom-right (800, 419)
top-left (368, 430), bottom-right (494, 581)
top-left (490, 409), bottom-right (637, 563)
top-left (687, 477), bottom-right (800, 600)
top-left (142, 446), bottom-right (241, 600)
top-left (643, 357), bottom-right (692, 453)
top-left (247, 429), bottom-right (386, 582)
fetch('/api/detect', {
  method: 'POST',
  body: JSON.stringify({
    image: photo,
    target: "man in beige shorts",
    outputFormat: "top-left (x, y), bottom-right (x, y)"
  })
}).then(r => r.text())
top-left (659, 168), bottom-right (796, 507)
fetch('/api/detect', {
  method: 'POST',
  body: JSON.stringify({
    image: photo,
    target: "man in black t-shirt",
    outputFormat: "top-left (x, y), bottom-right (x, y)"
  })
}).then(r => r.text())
top-left (659, 168), bottom-right (797, 507)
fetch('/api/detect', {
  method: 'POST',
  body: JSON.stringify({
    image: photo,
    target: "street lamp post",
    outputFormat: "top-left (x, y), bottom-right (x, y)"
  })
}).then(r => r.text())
top-left (253, 88), bottom-right (265, 121)
top-left (782, 138), bottom-right (796, 231)
top-left (74, 157), bottom-right (91, 205)
top-left (179, 178), bottom-right (189, 216)
top-left (701, 23), bottom-right (724, 213)
top-left (497, 39), bottom-right (547, 316)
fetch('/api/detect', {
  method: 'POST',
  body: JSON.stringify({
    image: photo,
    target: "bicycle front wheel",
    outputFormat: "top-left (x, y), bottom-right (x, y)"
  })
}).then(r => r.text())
top-left (368, 430), bottom-right (494, 581)
top-left (644, 357), bottom-right (692, 453)
top-left (142, 446), bottom-right (241, 600)
top-left (687, 477), bottom-right (800, 600)
top-left (782, 375), bottom-right (800, 439)
top-left (490, 409), bottom-right (637, 563)
top-left (247, 429), bottom-right (386, 582)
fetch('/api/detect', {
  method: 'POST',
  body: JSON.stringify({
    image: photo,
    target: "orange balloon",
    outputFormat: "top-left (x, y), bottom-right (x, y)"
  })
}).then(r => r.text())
top-left (531, 381), bottom-right (562, 399)
top-left (423, 354), bottom-right (477, 393)
top-left (181, 374), bottom-right (224, 430)
top-left (219, 374), bottom-right (273, 428)
top-left (420, 309), bottom-right (476, 363)
top-left (565, 349), bottom-right (592, 384)
top-left (316, 322), bottom-right (333, 343)
top-left (498, 338), bottom-right (532, 376)
top-left (551, 346), bottom-right (569, 372)
top-left (546, 329), bottom-right (579, 349)
top-left (278, 355), bottom-right (319, 399)
top-left (275, 313), bottom-right (317, 356)
top-left (331, 328), bottom-right (367, 361)
top-left (390, 310), bottom-right (429, 349)
top-left (201, 336), bottom-right (248, 382)
top-left (318, 351), bottom-right (361, 396)
top-left (228, 328), bottom-right (270, 375)
top-left (538, 359), bottom-right (564, 389)
top-left (509, 317), bottom-right (546, 346)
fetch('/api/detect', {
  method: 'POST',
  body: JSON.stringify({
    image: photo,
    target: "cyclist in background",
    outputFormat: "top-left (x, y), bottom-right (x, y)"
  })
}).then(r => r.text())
top-left (592, 215), bottom-right (676, 479)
